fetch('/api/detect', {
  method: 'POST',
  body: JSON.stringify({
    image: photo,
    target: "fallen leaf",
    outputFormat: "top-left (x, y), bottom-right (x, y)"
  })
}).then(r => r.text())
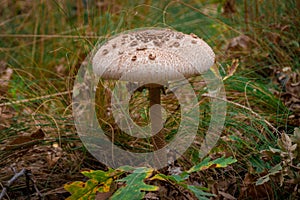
top-left (226, 35), bottom-right (251, 53)
top-left (240, 173), bottom-right (274, 200)
top-left (4, 129), bottom-right (45, 150)
top-left (223, 0), bottom-right (236, 16)
top-left (218, 191), bottom-right (236, 200)
top-left (0, 61), bottom-right (13, 95)
top-left (30, 129), bottom-right (45, 139)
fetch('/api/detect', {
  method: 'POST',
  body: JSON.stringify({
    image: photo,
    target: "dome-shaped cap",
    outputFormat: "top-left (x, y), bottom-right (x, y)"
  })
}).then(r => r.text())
top-left (93, 28), bottom-right (215, 83)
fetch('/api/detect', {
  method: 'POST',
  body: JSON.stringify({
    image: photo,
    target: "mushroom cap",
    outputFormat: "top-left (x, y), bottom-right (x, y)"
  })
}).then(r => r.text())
top-left (93, 28), bottom-right (215, 83)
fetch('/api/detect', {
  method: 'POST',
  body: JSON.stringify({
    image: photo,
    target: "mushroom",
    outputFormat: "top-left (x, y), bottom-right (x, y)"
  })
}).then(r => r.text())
top-left (93, 28), bottom-right (215, 153)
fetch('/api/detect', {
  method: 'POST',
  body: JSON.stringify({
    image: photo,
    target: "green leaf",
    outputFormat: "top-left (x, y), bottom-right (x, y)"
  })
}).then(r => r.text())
top-left (64, 179), bottom-right (101, 200)
top-left (212, 156), bottom-right (237, 168)
top-left (187, 185), bottom-right (216, 200)
top-left (111, 167), bottom-right (159, 200)
top-left (151, 172), bottom-right (189, 184)
top-left (171, 174), bottom-right (187, 183)
top-left (150, 173), bottom-right (170, 182)
top-left (255, 164), bottom-right (282, 186)
top-left (64, 169), bottom-right (118, 199)
top-left (187, 157), bottom-right (211, 173)
top-left (268, 163), bottom-right (282, 174)
top-left (117, 165), bottom-right (135, 172)
top-left (188, 156), bottom-right (237, 173)
top-left (256, 175), bottom-right (270, 186)
top-left (82, 168), bottom-right (117, 182)
top-left (151, 174), bottom-right (215, 200)
top-left (249, 155), bottom-right (269, 173)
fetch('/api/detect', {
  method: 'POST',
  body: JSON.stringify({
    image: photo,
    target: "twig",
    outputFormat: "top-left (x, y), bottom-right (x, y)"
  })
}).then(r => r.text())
top-left (0, 168), bottom-right (42, 200)
top-left (0, 91), bottom-right (71, 107)
top-left (0, 168), bottom-right (27, 200)
top-left (27, 171), bottom-right (43, 198)
top-left (0, 33), bottom-right (102, 39)
top-left (289, 164), bottom-right (300, 170)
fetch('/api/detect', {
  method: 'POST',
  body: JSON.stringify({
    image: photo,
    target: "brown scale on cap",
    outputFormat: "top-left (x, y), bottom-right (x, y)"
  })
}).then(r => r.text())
top-left (190, 33), bottom-right (198, 39)
top-left (131, 55), bottom-right (137, 61)
top-left (102, 49), bottom-right (108, 55)
top-left (148, 53), bottom-right (156, 60)
top-left (136, 46), bottom-right (147, 51)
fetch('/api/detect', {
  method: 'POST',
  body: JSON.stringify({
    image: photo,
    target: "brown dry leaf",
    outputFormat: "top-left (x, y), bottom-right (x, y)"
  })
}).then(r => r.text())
top-left (226, 35), bottom-right (251, 53)
top-left (144, 192), bottom-right (159, 200)
top-left (30, 128), bottom-right (46, 139)
top-left (210, 182), bottom-right (219, 198)
top-left (0, 62), bottom-right (14, 130)
top-left (55, 64), bottom-right (66, 76)
top-left (218, 191), bottom-right (236, 200)
top-left (207, 177), bottom-right (237, 200)
top-left (0, 60), bottom-right (7, 73)
top-left (95, 191), bottom-right (113, 200)
top-left (266, 32), bottom-right (281, 45)
top-left (46, 143), bottom-right (64, 167)
top-left (275, 68), bottom-right (300, 126)
top-left (0, 106), bottom-right (15, 131)
top-left (223, 0), bottom-right (236, 16)
top-left (0, 61), bottom-right (13, 95)
top-left (285, 69), bottom-right (300, 98)
top-left (54, 57), bottom-right (67, 76)
top-left (4, 129), bottom-right (45, 150)
top-left (46, 154), bottom-right (61, 167)
top-left (4, 136), bottom-right (33, 150)
top-left (239, 173), bottom-right (274, 200)
top-left (280, 132), bottom-right (293, 150)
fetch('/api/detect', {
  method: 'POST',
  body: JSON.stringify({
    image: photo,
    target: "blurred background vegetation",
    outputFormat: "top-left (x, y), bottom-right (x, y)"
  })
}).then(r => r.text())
top-left (0, 0), bottom-right (299, 199)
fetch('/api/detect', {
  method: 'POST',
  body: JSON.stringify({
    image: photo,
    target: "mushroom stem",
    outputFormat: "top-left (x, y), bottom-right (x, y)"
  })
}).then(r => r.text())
top-left (149, 85), bottom-right (166, 150)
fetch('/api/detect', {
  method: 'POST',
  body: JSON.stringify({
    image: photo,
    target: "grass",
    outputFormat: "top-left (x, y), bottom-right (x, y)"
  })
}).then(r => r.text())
top-left (0, 0), bottom-right (299, 199)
